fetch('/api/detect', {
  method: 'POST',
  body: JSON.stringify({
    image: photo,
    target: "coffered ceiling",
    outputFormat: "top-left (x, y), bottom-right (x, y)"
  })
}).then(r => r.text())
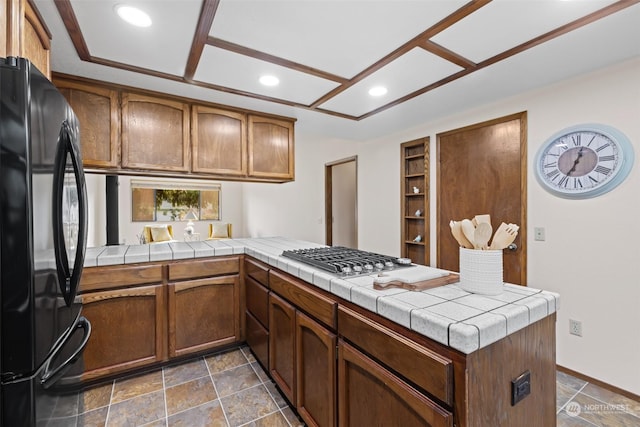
top-left (33, 0), bottom-right (640, 139)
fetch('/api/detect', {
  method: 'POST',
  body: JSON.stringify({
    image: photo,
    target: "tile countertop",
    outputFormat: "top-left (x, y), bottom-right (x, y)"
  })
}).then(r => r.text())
top-left (84, 237), bottom-right (559, 354)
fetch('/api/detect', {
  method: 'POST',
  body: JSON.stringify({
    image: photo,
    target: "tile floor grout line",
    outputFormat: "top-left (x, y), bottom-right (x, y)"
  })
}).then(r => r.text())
top-left (104, 379), bottom-right (115, 426)
top-left (557, 381), bottom-right (589, 414)
top-left (162, 366), bottom-right (169, 426)
top-left (236, 408), bottom-right (285, 427)
top-left (205, 353), bottom-right (232, 427)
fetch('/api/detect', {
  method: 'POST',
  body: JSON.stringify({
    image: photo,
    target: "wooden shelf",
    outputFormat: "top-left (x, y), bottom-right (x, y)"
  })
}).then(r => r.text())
top-left (401, 138), bottom-right (429, 266)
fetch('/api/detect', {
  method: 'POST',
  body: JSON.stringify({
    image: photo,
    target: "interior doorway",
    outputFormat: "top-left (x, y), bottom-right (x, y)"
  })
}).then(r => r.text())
top-left (325, 156), bottom-right (357, 248)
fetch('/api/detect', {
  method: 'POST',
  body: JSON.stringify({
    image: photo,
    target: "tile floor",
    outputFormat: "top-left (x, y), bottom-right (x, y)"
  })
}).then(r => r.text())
top-left (41, 346), bottom-right (639, 427)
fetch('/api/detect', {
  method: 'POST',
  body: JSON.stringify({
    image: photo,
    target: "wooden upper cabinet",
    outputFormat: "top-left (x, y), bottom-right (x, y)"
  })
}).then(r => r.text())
top-left (122, 92), bottom-right (190, 172)
top-left (22, 0), bottom-right (50, 78)
top-left (4, 0), bottom-right (51, 78)
top-left (55, 79), bottom-right (120, 168)
top-left (248, 115), bottom-right (295, 181)
top-left (192, 105), bottom-right (247, 176)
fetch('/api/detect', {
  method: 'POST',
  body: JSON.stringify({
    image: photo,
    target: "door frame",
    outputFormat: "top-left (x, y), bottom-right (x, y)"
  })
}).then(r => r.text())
top-left (325, 156), bottom-right (358, 246)
top-left (436, 112), bottom-right (528, 285)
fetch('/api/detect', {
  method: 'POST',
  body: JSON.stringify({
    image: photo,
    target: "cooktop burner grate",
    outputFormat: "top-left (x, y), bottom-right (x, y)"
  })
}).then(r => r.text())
top-left (281, 246), bottom-right (412, 276)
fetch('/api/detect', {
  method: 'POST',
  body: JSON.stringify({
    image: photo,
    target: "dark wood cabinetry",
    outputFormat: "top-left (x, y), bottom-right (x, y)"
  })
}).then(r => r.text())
top-left (244, 258), bottom-right (271, 369)
top-left (338, 340), bottom-right (452, 427)
top-left (52, 75), bottom-right (295, 182)
top-left (55, 79), bottom-right (120, 168)
top-left (248, 115), bottom-right (294, 181)
top-left (80, 265), bottom-right (166, 381)
top-left (121, 92), bottom-right (190, 172)
top-left (192, 105), bottom-right (247, 176)
top-left (167, 257), bottom-right (241, 358)
top-left (79, 256), bottom-right (242, 381)
top-left (296, 311), bottom-right (337, 427)
top-left (401, 138), bottom-right (429, 265)
top-left (168, 275), bottom-right (239, 358)
top-left (269, 292), bottom-right (297, 404)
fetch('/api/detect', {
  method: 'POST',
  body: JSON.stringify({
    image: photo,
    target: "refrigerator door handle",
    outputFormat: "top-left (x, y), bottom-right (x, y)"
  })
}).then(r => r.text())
top-left (40, 316), bottom-right (91, 389)
top-left (52, 120), bottom-right (88, 307)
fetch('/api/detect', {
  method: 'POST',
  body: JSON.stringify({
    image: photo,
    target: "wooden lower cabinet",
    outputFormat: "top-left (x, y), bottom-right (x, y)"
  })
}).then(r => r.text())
top-left (338, 340), bottom-right (452, 427)
top-left (296, 311), bottom-right (336, 427)
top-left (168, 274), bottom-right (240, 358)
top-left (268, 292), bottom-right (296, 404)
top-left (81, 284), bottom-right (165, 381)
top-left (246, 311), bottom-right (269, 369)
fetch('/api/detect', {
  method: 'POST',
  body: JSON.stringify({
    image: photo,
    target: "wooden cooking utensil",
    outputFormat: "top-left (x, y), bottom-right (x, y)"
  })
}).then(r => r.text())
top-left (474, 214), bottom-right (491, 225)
top-left (450, 220), bottom-right (473, 249)
top-left (489, 222), bottom-right (518, 250)
top-left (461, 219), bottom-right (477, 249)
top-left (474, 222), bottom-right (492, 250)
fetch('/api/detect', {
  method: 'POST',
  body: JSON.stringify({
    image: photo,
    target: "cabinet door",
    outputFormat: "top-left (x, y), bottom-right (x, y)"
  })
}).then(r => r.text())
top-left (22, 1), bottom-right (50, 78)
top-left (296, 311), bottom-right (337, 427)
top-left (55, 79), bottom-right (120, 168)
top-left (192, 105), bottom-right (246, 176)
top-left (338, 341), bottom-right (452, 427)
top-left (81, 284), bottom-right (166, 381)
top-left (269, 292), bottom-right (296, 404)
top-left (246, 311), bottom-right (269, 370)
top-left (248, 115), bottom-right (294, 181)
top-left (121, 92), bottom-right (190, 172)
top-left (168, 275), bottom-right (240, 358)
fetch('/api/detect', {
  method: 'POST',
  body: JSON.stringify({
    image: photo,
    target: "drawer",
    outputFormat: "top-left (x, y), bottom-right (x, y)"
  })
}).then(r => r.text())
top-left (245, 257), bottom-right (269, 288)
top-left (338, 305), bottom-right (453, 405)
top-left (80, 264), bottom-right (163, 292)
top-left (246, 311), bottom-right (269, 370)
top-left (246, 276), bottom-right (269, 328)
top-left (269, 270), bottom-right (337, 330)
top-left (168, 256), bottom-right (239, 281)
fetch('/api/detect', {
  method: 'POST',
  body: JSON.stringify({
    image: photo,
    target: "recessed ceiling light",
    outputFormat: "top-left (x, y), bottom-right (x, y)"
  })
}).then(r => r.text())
top-left (115, 4), bottom-right (152, 27)
top-left (368, 86), bottom-right (388, 97)
top-left (259, 75), bottom-right (279, 86)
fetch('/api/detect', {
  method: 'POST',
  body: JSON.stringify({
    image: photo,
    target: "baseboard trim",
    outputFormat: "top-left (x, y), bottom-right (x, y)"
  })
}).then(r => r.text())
top-left (557, 365), bottom-right (640, 402)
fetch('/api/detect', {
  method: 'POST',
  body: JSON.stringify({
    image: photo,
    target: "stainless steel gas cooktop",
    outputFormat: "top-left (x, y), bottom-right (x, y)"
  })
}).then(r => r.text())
top-left (281, 246), bottom-right (412, 277)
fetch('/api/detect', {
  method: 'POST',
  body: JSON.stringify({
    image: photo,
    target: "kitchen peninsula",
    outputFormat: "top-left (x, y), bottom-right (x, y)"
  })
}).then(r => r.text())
top-left (80, 237), bottom-right (559, 427)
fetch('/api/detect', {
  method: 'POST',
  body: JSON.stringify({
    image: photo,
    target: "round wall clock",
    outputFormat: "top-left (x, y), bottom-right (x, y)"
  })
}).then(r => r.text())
top-left (534, 124), bottom-right (634, 199)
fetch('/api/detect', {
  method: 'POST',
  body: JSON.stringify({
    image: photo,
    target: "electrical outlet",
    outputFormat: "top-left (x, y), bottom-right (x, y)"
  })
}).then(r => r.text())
top-left (511, 371), bottom-right (531, 406)
top-left (569, 319), bottom-right (582, 337)
top-left (534, 227), bottom-right (545, 241)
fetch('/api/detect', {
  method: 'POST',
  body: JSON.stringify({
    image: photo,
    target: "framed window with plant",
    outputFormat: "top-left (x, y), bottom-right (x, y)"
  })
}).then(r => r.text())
top-left (131, 179), bottom-right (221, 222)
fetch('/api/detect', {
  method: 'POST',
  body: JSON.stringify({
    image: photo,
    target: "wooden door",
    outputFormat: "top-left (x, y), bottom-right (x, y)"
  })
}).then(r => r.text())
top-left (338, 341), bottom-right (452, 427)
top-left (296, 311), bottom-right (337, 427)
top-left (269, 292), bottom-right (296, 404)
top-left (167, 275), bottom-right (240, 358)
top-left (437, 112), bottom-right (527, 285)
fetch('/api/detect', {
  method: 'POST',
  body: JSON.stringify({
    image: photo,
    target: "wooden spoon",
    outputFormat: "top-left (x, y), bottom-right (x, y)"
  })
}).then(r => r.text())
top-left (449, 220), bottom-right (473, 249)
top-left (474, 214), bottom-right (491, 225)
top-left (474, 222), bottom-right (493, 250)
top-left (461, 219), bottom-right (477, 249)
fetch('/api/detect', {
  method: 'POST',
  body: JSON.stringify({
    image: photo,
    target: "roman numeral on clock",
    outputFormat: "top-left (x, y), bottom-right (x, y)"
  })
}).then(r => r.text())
top-left (598, 155), bottom-right (615, 162)
top-left (571, 134), bottom-right (581, 146)
top-left (594, 165), bottom-right (612, 175)
top-left (574, 178), bottom-right (583, 188)
top-left (558, 175), bottom-right (569, 187)
top-left (595, 143), bottom-right (611, 152)
top-left (546, 169), bottom-right (561, 181)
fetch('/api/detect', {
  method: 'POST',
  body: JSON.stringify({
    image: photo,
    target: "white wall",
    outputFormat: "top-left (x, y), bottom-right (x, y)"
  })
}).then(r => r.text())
top-left (245, 58), bottom-right (640, 395)
top-left (85, 174), bottom-right (106, 247)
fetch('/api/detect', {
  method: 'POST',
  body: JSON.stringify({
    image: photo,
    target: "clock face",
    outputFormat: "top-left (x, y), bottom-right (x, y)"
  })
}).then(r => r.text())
top-left (535, 124), bottom-right (634, 199)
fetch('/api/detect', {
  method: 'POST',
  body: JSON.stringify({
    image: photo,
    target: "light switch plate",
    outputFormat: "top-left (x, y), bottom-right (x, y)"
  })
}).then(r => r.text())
top-left (534, 227), bottom-right (545, 241)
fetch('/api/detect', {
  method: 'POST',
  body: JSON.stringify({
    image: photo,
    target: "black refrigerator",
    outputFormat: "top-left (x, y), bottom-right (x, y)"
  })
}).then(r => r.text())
top-left (0, 57), bottom-right (91, 426)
